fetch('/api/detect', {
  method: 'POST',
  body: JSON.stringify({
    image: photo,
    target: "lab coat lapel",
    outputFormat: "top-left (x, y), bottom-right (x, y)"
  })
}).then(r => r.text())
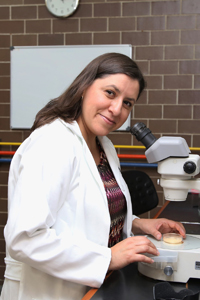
top-left (98, 136), bottom-right (122, 185)
top-left (99, 136), bottom-right (133, 238)
top-left (60, 119), bottom-right (108, 204)
top-left (81, 138), bottom-right (108, 202)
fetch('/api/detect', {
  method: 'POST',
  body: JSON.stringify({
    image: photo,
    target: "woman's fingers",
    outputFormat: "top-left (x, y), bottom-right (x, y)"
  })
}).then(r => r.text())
top-left (108, 236), bottom-right (159, 271)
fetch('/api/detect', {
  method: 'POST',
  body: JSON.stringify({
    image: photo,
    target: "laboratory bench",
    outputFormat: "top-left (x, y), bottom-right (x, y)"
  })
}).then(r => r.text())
top-left (82, 193), bottom-right (200, 300)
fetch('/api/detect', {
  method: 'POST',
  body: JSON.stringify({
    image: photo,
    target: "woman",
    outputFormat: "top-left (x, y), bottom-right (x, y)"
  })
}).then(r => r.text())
top-left (1, 53), bottom-right (185, 300)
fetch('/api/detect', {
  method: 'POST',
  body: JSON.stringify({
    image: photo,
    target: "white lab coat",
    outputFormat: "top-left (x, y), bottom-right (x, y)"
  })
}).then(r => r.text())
top-left (1, 119), bottom-right (136, 300)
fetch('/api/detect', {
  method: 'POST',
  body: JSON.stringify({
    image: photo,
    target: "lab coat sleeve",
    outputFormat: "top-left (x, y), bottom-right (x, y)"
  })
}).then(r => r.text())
top-left (5, 126), bottom-right (111, 288)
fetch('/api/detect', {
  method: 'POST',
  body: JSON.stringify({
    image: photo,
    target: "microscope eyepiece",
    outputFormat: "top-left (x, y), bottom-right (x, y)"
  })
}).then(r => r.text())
top-left (127, 122), bottom-right (157, 149)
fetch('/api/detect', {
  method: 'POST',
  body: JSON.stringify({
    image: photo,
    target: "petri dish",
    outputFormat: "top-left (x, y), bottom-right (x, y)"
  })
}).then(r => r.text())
top-left (162, 233), bottom-right (183, 244)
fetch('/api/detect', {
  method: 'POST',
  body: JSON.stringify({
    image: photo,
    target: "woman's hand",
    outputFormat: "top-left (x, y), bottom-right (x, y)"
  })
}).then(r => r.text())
top-left (132, 218), bottom-right (186, 241)
top-left (108, 235), bottom-right (159, 271)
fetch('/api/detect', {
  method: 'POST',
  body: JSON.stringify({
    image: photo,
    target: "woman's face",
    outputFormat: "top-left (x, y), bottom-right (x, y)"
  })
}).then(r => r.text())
top-left (77, 73), bottom-right (140, 141)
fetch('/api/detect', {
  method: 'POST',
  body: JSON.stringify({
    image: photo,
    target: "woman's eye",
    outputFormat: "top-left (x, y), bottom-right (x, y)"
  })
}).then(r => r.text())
top-left (124, 100), bottom-right (132, 108)
top-left (106, 90), bottom-right (115, 97)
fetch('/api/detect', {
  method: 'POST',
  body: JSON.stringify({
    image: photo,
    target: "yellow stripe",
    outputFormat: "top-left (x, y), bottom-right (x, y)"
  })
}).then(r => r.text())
top-left (0, 142), bottom-right (22, 146)
top-left (0, 143), bottom-right (200, 151)
top-left (114, 145), bottom-right (145, 149)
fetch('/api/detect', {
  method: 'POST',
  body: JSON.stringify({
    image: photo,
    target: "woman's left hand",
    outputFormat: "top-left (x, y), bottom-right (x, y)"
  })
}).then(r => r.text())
top-left (132, 218), bottom-right (186, 240)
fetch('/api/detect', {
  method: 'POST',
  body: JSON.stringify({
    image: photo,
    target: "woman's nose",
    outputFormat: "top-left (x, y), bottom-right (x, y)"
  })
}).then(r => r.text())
top-left (109, 99), bottom-right (122, 116)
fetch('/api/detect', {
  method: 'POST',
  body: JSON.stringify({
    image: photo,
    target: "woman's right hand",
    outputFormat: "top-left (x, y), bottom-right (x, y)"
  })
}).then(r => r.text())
top-left (108, 236), bottom-right (159, 271)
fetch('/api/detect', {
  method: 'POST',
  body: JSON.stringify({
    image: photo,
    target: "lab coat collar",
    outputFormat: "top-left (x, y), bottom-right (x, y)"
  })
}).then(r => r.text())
top-left (59, 118), bottom-right (122, 188)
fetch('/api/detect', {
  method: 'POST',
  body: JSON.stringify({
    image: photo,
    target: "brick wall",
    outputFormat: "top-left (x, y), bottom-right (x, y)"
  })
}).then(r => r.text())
top-left (0, 0), bottom-right (200, 283)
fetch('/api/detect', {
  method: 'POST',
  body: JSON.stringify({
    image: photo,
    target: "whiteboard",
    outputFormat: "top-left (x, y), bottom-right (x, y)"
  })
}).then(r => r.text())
top-left (10, 45), bottom-right (132, 129)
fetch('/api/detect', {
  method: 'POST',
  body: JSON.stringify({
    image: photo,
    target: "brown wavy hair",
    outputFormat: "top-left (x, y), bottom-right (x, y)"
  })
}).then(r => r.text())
top-left (31, 52), bottom-right (146, 131)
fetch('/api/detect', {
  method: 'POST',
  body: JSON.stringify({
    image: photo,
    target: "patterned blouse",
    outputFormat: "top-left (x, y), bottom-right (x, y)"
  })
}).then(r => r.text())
top-left (97, 140), bottom-right (127, 247)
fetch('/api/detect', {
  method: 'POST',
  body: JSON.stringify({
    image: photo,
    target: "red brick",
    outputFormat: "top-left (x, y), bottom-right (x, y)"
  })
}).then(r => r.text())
top-left (0, 7), bottom-right (9, 19)
top-left (0, 91), bottom-right (10, 103)
top-left (149, 91), bottom-right (177, 104)
top-left (12, 6), bottom-right (37, 19)
top-left (0, 77), bottom-right (10, 89)
top-left (134, 104), bottom-right (162, 119)
top-left (136, 61), bottom-right (149, 75)
top-left (65, 33), bottom-right (92, 45)
top-left (0, 253), bottom-right (5, 266)
top-left (167, 16), bottom-right (195, 30)
top-left (0, 63), bottom-right (10, 76)
top-left (151, 31), bottom-right (179, 45)
top-left (144, 75), bottom-right (162, 89)
top-left (0, 187), bottom-right (7, 199)
top-left (165, 46), bottom-right (193, 59)
top-left (122, 32), bottom-right (149, 46)
top-left (123, 2), bottom-right (150, 16)
top-left (137, 90), bottom-right (147, 104)
top-left (0, 35), bottom-right (10, 47)
top-left (0, 21), bottom-right (24, 34)
top-left (0, 49), bottom-right (10, 61)
top-left (109, 18), bottom-right (135, 31)
top-left (0, 200), bottom-right (7, 212)
top-left (164, 105), bottom-right (192, 119)
top-left (24, 0), bottom-right (43, 3)
top-left (72, 4), bottom-right (92, 18)
top-left (0, 173), bottom-right (8, 185)
top-left (108, 132), bottom-right (131, 145)
top-left (180, 61), bottom-right (200, 75)
top-left (94, 3), bottom-right (121, 17)
top-left (0, 164), bottom-right (10, 172)
top-left (81, 18), bottom-right (107, 32)
top-left (0, 131), bottom-right (23, 142)
top-left (194, 76), bottom-right (200, 89)
top-left (193, 105), bottom-right (200, 120)
top-left (12, 34), bottom-right (37, 46)
top-left (182, 0), bottom-right (200, 14)
top-left (193, 135), bottom-right (200, 147)
top-left (26, 20), bottom-right (51, 33)
top-left (0, 0), bottom-right (22, 4)
top-left (195, 45), bottom-right (200, 59)
top-left (0, 240), bottom-right (5, 253)
top-left (136, 46), bottom-right (163, 60)
top-left (38, 5), bottom-right (52, 18)
top-left (39, 34), bottom-right (64, 45)
top-left (0, 104), bottom-right (9, 116)
top-left (80, 0), bottom-right (104, 2)
top-left (94, 32), bottom-right (120, 44)
top-left (181, 30), bottom-right (200, 44)
top-left (149, 119), bottom-right (176, 134)
top-left (0, 118), bottom-right (10, 129)
top-left (150, 61), bottom-right (178, 75)
top-left (137, 16), bottom-right (165, 30)
top-left (179, 90), bottom-right (200, 104)
top-left (197, 15), bottom-right (200, 29)
top-left (178, 120), bottom-right (200, 134)
top-left (164, 75), bottom-right (192, 89)
top-left (152, 1), bottom-right (180, 15)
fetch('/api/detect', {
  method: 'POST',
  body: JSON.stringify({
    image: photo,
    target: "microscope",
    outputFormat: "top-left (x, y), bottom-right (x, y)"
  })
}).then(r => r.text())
top-left (127, 123), bottom-right (200, 283)
top-left (128, 122), bottom-right (200, 201)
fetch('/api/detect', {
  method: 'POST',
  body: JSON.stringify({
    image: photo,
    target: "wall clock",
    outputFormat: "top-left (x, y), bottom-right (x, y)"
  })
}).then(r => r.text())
top-left (45, 0), bottom-right (79, 18)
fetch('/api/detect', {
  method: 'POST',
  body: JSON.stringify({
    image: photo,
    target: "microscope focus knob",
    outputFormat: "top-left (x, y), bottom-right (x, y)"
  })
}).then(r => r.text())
top-left (164, 266), bottom-right (173, 276)
top-left (183, 161), bottom-right (196, 174)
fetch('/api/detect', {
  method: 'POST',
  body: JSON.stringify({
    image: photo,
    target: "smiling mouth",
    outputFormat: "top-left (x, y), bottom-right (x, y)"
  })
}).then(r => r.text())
top-left (100, 114), bottom-right (116, 125)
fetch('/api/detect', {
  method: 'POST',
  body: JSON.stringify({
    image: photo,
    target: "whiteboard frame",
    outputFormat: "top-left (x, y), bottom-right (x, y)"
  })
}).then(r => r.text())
top-left (10, 45), bottom-right (132, 130)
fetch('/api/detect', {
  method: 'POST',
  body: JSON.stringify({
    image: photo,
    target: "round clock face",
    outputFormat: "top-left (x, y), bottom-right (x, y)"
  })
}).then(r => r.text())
top-left (45, 0), bottom-right (79, 18)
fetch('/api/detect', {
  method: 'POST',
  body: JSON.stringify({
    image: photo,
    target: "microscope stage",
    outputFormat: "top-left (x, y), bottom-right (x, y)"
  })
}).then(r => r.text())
top-left (138, 234), bottom-right (200, 283)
